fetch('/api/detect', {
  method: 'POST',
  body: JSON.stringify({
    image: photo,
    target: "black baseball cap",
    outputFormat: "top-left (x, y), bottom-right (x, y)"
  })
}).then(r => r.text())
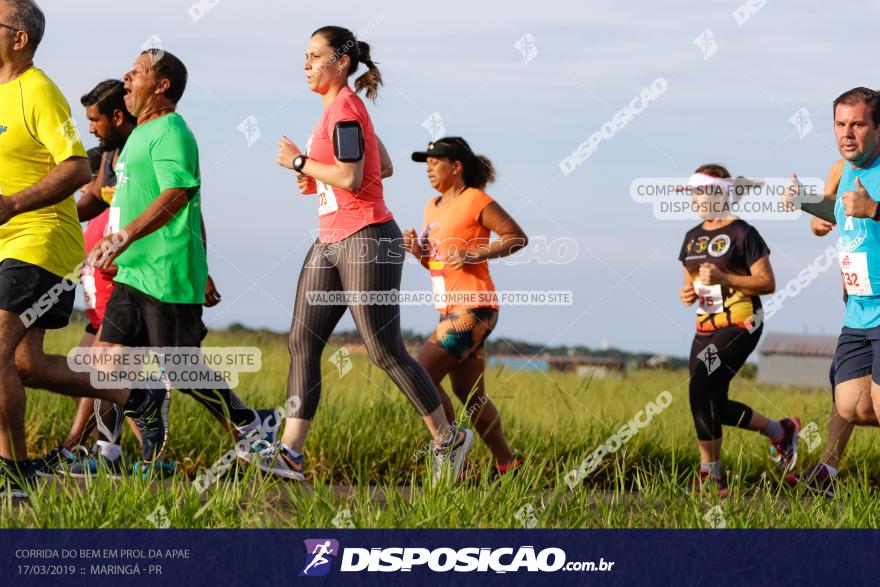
top-left (411, 137), bottom-right (475, 163)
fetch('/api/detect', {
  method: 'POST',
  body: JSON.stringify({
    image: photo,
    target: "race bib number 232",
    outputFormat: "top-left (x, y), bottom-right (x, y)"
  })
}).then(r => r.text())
top-left (840, 252), bottom-right (873, 296)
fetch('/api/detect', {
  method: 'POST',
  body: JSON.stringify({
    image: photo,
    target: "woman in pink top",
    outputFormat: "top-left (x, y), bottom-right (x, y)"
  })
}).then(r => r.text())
top-left (260, 25), bottom-right (472, 481)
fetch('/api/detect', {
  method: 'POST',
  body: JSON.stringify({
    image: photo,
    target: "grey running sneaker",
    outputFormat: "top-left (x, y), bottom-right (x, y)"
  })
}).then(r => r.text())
top-left (253, 441), bottom-right (305, 481)
top-left (432, 428), bottom-right (474, 483)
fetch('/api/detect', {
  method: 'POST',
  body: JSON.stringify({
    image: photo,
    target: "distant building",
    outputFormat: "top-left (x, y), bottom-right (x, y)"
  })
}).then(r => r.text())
top-left (644, 355), bottom-right (672, 369)
top-left (546, 356), bottom-right (625, 379)
top-left (757, 333), bottom-right (837, 389)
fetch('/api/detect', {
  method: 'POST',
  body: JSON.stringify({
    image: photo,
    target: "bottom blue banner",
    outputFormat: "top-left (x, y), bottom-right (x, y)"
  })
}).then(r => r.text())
top-left (1, 529), bottom-right (874, 585)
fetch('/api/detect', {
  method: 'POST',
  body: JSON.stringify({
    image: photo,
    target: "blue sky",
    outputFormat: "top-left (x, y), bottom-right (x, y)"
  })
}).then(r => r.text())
top-left (37, 0), bottom-right (875, 356)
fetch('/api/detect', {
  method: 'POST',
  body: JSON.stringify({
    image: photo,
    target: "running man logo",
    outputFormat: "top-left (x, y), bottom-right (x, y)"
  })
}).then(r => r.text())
top-left (789, 108), bottom-right (813, 139)
top-left (328, 347), bottom-right (352, 377)
top-left (146, 505), bottom-right (171, 529)
top-left (693, 29), bottom-right (718, 61)
top-left (0, 125), bottom-right (7, 136)
top-left (140, 34), bottom-right (165, 64)
top-left (513, 33), bottom-right (538, 65)
top-left (57, 118), bottom-right (81, 150)
top-left (799, 421), bottom-right (822, 453)
top-left (422, 112), bottom-right (446, 141)
top-left (697, 344), bottom-right (721, 375)
top-left (703, 505), bottom-right (726, 529)
top-left (513, 503), bottom-right (539, 528)
top-left (237, 115), bottom-right (261, 147)
top-left (300, 539), bottom-right (340, 577)
top-left (422, 112), bottom-right (445, 142)
top-left (331, 509), bottom-right (355, 529)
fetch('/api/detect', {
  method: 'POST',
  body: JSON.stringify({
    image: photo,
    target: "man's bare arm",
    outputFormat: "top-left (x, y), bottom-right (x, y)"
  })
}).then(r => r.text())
top-left (2, 157), bottom-right (90, 222)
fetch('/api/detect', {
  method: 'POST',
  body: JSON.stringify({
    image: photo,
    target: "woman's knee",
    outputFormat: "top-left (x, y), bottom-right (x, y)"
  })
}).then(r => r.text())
top-left (288, 325), bottom-right (322, 358)
top-left (366, 341), bottom-right (406, 373)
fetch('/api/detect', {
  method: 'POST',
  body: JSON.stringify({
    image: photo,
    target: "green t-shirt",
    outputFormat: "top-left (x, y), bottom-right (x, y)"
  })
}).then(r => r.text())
top-left (110, 113), bottom-right (207, 303)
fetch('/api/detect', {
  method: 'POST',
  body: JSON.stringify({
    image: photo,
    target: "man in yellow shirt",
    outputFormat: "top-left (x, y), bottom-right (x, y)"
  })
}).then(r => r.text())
top-left (0, 0), bottom-right (169, 497)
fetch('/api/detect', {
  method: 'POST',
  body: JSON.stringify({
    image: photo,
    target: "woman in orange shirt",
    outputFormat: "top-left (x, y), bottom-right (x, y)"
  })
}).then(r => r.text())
top-left (405, 137), bottom-right (528, 475)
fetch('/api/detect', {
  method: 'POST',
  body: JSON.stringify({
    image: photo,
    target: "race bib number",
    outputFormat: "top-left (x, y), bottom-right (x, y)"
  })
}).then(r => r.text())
top-left (316, 180), bottom-right (339, 216)
top-left (429, 260), bottom-right (446, 310)
top-left (694, 279), bottom-right (723, 315)
top-left (840, 252), bottom-right (873, 296)
top-left (106, 207), bottom-right (120, 236)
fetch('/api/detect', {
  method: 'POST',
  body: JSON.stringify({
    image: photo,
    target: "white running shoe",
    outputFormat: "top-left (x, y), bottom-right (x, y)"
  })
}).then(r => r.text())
top-left (253, 441), bottom-right (305, 481)
top-left (432, 428), bottom-right (474, 483)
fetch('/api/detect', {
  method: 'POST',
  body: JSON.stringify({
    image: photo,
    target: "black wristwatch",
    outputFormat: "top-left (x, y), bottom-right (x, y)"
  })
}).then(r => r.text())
top-left (872, 200), bottom-right (880, 222)
top-left (292, 155), bottom-right (308, 173)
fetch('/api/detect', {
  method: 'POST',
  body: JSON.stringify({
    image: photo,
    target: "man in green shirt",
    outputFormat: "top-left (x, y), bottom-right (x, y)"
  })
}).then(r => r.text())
top-left (89, 49), bottom-right (264, 445)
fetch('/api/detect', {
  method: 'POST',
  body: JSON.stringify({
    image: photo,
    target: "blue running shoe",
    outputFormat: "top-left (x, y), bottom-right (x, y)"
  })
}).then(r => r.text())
top-left (67, 444), bottom-right (126, 479)
top-left (132, 460), bottom-right (176, 480)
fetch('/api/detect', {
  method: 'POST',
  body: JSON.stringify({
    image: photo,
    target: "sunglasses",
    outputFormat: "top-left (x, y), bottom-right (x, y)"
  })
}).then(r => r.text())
top-left (0, 22), bottom-right (20, 33)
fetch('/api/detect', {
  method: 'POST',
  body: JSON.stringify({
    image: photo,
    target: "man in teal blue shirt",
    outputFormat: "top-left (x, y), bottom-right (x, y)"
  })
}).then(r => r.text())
top-left (789, 87), bottom-right (880, 497)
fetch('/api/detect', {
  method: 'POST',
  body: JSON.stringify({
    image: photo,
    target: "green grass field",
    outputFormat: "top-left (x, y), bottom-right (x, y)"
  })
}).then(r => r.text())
top-left (4, 316), bottom-right (880, 529)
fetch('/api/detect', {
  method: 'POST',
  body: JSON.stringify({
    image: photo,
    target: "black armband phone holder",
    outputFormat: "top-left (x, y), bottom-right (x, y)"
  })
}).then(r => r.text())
top-left (333, 120), bottom-right (365, 162)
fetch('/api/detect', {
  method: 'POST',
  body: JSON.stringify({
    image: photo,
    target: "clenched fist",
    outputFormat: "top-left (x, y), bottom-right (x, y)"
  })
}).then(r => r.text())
top-left (679, 283), bottom-right (697, 306)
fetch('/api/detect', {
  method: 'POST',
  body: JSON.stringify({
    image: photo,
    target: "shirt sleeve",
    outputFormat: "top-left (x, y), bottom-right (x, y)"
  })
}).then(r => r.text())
top-left (678, 233), bottom-right (691, 265)
top-left (741, 224), bottom-right (770, 267)
top-left (151, 124), bottom-right (200, 193)
top-left (325, 98), bottom-right (366, 138)
top-left (324, 100), bottom-right (367, 152)
top-left (471, 190), bottom-right (495, 223)
top-left (32, 81), bottom-right (87, 164)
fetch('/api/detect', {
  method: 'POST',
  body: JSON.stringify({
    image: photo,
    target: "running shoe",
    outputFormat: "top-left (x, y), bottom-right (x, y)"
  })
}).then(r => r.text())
top-left (253, 441), bottom-right (305, 481)
top-left (124, 389), bottom-right (170, 463)
top-left (0, 461), bottom-right (36, 499)
top-left (691, 470), bottom-right (729, 498)
top-left (786, 464), bottom-right (835, 499)
top-left (67, 445), bottom-right (126, 479)
top-left (494, 458), bottom-right (523, 480)
top-left (432, 428), bottom-right (474, 483)
top-left (132, 460), bottom-right (176, 480)
top-left (237, 408), bottom-right (281, 465)
top-left (32, 444), bottom-right (88, 478)
top-left (768, 417), bottom-right (801, 473)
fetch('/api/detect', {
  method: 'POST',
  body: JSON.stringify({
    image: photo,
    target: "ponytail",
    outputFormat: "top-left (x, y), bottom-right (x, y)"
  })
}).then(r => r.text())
top-left (463, 154), bottom-right (496, 190)
top-left (354, 40), bottom-right (382, 102)
top-left (312, 26), bottom-right (383, 101)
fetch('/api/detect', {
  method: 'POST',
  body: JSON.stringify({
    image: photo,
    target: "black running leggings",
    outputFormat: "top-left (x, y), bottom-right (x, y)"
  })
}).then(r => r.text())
top-left (287, 219), bottom-right (441, 420)
top-left (688, 325), bottom-right (761, 441)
